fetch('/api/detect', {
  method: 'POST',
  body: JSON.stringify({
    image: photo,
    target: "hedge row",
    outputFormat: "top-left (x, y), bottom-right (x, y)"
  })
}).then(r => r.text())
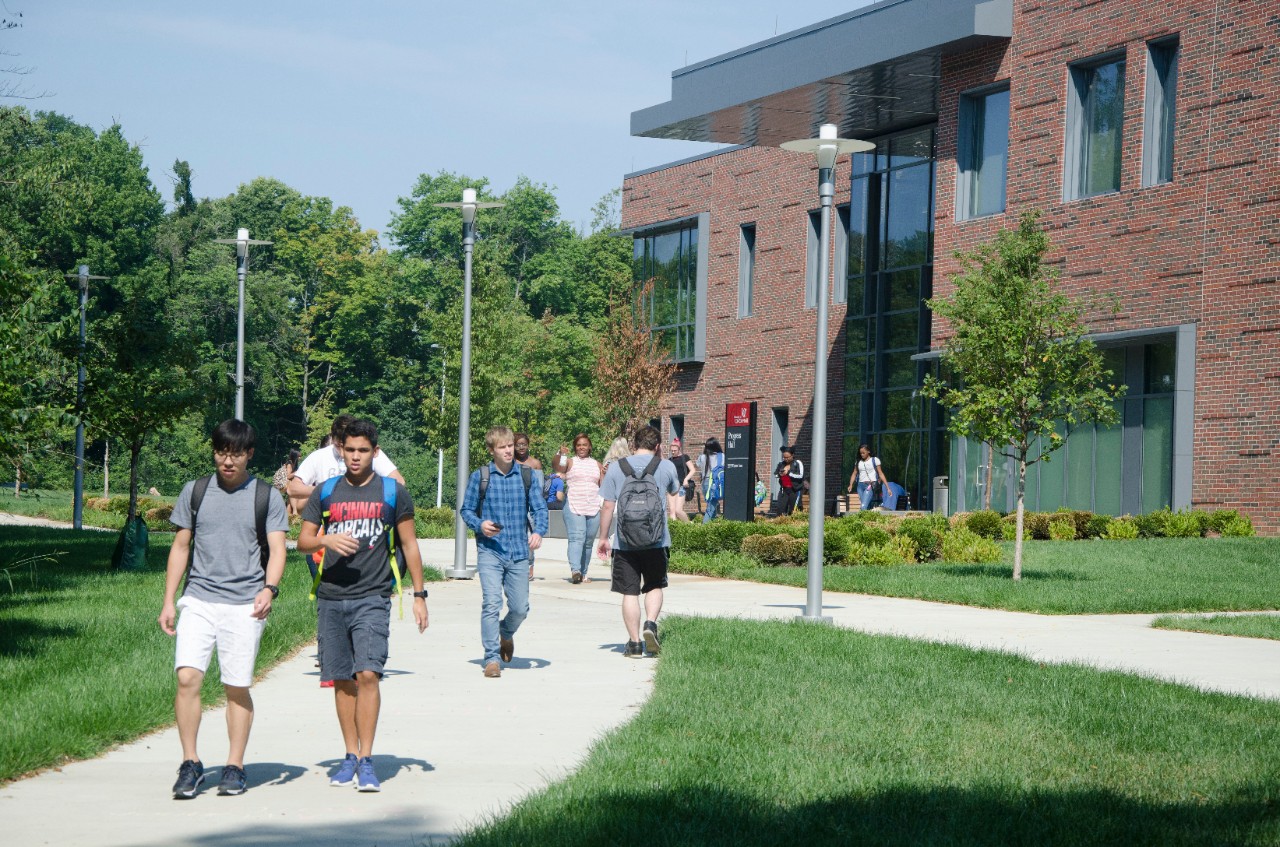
top-left (953, 507), bottom-right (1254, 541)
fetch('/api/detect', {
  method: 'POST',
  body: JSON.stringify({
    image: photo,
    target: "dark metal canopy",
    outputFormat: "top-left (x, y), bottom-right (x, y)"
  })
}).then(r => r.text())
top-left (631, 0), bottom-right (1012, 147)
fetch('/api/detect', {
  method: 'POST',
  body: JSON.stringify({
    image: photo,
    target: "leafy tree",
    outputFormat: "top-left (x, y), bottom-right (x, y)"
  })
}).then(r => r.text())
top-left (593, 279), bottom-right (676, 438)
top-left (921, 211), bottom-right (1123, 579)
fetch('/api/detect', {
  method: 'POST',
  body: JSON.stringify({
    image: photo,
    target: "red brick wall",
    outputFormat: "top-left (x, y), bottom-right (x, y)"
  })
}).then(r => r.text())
top-left (934, 0), bottom-right (1280, 531)
top-left (622, 145), bottom-right (853, 501)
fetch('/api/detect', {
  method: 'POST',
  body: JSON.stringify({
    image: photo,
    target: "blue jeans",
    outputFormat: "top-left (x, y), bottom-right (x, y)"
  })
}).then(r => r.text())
top-left (703, 498), bottom-right (721, 523)
top-left (477, 549), bottom-right (530, 664)
top-left (857, 481), bottom-right (876, 510)
top-left (563, 509), bottom-right (601, 577)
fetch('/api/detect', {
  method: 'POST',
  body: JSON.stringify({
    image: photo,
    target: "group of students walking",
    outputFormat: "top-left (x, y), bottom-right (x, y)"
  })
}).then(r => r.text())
top-left (157, 416), bottom-right (686, 798)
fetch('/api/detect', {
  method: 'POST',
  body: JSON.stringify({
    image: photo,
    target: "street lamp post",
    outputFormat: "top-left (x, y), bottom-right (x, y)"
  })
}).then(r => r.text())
top-left (429, 343), bottom-right (445, 509)
top-left (781, 124), bottom-right (875, 623)
top-left (433, 189), bottom-right (504, 579)
top-left (64, 265), bottom-right (107, 531)
top-left (214, 228), bottom-right (272, 420)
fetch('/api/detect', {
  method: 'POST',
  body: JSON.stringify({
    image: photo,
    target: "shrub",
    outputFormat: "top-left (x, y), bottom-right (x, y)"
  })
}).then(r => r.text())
top-left (889, 534), bottom-right (919, 564)
top-left (1086, 513), bottom-right (1113, 539)
top-left (740, 534), bottom-right (806, 566)
top-left (1001, 520), bottom-right (1017, 541)
top-left (1103, 517), bottom-right (1140, 540)
top-left (1220, 515), bottom-right (1255, 537)
top-left (144, 504), bottom-right (174, 524)
top-left (418, 506), bottom-right (455, 525)
top-left (1206, 509), bottom-right (1243, 534)
top-left (1048, 519), bottom-right (1076, 541)
top-left (670, 521), bottom-right (711, 553)
top-left (1165, 509), bottom-right (1206, 538)
top-left (669, 551), bottom-right (745, 577)
top-left (1135, 508), bottom-right (1172, 538)
top-left (897, 517), bottom-right (942, 561)
top-left (85, 497), bottom-right (110, 511)
top-left (1024, 512), bottom-right (1051, 540)
top-left (940, 527), bottom-right (1003, 564)
top-left (965, 510), bottom-right (1004, 540)
top-left (1060, 509), bottom-right (1094, 539)
top-left (840, 521), bottom-right (892, 549)
top-left (706, 519), bottom-right (756, 553)
top-left (822, 527), bottom-right (850, 564)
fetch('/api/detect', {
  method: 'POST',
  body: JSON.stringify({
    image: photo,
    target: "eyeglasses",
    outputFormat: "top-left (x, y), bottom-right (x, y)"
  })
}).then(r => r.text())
top-left (214, 450), bottom-right (249, 460)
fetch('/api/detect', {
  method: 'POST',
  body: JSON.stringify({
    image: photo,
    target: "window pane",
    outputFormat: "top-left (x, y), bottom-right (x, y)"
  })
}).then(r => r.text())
top-left (882, 351), bottom-right (918, 388)
top-left (884, 269), bottom-right (921, 311)
top-left (883, 388), bottom-right (922, 430)
top-left (1144, 340), bottom-right (1176, 394)
top-left (843, 394), bottom-right (863, 431)
top-left (844, 355), bottom-right (871, 391)
top-left (1082, 60), bottom-right (1126, 196)
top-left (963, 88), bottom-right (1009, 218)
top-left (1141, 397), bottom-right (1173, 513)
top-left (884, 310), bottom-right (920, 350)
top-left (848, 178), bottom-right (869, 278)
top-left (890, 129), bottom-right (933, 169)
top-left (1094, 404), bottom-right (1123, 515)
top-left (1144, 41), bottom-right (1178, 186)
top-left (1065, 424), bottom-right (1094, 509)
top-left (846, 318), bottom-right (872, 354)
top-left (884, 165), bottom-right (931, 268)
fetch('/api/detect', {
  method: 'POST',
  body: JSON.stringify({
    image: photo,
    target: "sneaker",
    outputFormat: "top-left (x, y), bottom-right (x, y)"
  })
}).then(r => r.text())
top-left (499, 637), bottom-right (515, 662)
top-left (356, 757), bottom-right (381, 792)
top-left (571, 571), bottom-right (583, 584)
top-left (330, 753), bottom-right (358, 787)
top-left (484, 661), bottom-right (502, 678)
top-left (642, 620), bottom-right (660, 656)
top-left (172, 759), bottom-right (204, 799)
top-left (217, 764), bottom-right (246, 796)
top-left (624, 640), bottom-right (644, 658)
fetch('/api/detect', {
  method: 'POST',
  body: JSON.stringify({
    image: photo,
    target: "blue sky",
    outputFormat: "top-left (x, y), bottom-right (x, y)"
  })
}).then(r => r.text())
top-left (10, 1), bottom-right (873, 238)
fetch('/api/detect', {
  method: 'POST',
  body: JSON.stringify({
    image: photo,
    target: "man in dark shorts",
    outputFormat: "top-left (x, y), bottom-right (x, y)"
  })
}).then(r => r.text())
top-left (595, 425), bottom-right (681, 658)
top-left (297, 419), bottom-right (429, 793)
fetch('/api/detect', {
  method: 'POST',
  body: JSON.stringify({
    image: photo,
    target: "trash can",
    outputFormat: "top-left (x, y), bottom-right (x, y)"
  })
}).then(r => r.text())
top-left (932, 475), bottom-right (949, 516)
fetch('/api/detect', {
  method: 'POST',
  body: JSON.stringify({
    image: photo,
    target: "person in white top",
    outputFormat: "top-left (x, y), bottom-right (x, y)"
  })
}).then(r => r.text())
top-left (847, 443), bottom-right (890, 511)
top-left (563, 433), bottom-right (605, 583)
top-left (287, 415), bottom-right (405, 507)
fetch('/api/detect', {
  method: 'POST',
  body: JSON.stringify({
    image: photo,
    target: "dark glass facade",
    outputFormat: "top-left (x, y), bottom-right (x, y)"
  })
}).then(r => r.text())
top-left (842, 127), bottom-right (942, 509)
top-left (632, 223), bottom-right (699, 362)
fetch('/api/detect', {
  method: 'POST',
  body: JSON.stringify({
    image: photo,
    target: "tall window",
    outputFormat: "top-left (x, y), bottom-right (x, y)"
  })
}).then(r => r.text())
top-left (804, 210), bottom-right (820, 309)
top-left (957, 85), bottom-right (1009, 219)
top-left (633, 223), bottom-right (699, 362)
top-left (738, 223), bottom-right (756, 318)
top-left (833, 205), bottom-right (850, 304)
top-left (1143, 38), bottom-right (1179, 186)
top-left (1066, 54), bottom-right (1126, 199)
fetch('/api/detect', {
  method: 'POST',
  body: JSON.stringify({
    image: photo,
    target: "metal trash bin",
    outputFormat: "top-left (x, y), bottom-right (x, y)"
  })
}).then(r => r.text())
top-left (932, 475), bottom-right (949, 515)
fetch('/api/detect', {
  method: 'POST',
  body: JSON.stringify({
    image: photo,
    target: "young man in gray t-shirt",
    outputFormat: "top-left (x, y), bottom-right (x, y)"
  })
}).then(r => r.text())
top-left (159, 419), bottom-right (288, 799)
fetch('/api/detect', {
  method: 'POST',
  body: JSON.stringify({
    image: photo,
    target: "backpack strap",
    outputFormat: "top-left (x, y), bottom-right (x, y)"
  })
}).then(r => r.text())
top-left (477, 464), bottom-right (491, 518)
top-left (618, 457), bottom-right (635, 478)
top-left (253, 478), bottom-right (270, 571)
top-left (521, 465), bottom-right (533, 529)
top-left (308, 475), bottom-right (345, 600)
top-left (181, 475), bottom-right (215, 595)
top-left (641, 455), bottom-right (661, 479)
top-left (381, 475), bottom-right (405, 619)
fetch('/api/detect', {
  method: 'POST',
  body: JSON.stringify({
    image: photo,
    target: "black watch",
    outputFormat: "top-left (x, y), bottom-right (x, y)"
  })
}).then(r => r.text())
top-left (412, 589), bottom-right (429, 599)
top-left (264, 584), bottom-right (280, 599)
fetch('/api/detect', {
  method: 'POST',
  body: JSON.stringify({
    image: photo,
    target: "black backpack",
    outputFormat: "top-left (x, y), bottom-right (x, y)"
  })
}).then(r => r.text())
top-left (615, 456), bottom-right (666, 549)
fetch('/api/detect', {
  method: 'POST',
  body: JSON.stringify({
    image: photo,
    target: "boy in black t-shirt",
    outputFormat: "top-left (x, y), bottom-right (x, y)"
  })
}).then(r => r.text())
top-left (298, 419), bottom-right (429, 793)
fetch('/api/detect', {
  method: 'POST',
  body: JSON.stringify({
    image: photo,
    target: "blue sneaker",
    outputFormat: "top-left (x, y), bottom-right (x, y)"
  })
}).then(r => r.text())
top-left (356, 757), bottom-right (380, 792)
top-left (330, 754), bottom-right (357, 787)
top-left (172, 759), bottom-right (204, 799)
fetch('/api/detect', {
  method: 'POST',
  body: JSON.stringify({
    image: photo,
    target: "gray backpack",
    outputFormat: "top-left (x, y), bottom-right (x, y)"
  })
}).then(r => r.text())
top-left (615, 456), bottom-right (665, 549)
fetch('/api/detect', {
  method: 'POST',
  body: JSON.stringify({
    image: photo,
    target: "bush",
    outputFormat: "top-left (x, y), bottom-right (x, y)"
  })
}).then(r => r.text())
top-left (1207, 509), bottom-right (1243, 534)
top-left (940, 526), bottom-right (1003, 564)
top-left (1048, 519), bottom-right (1077, 541)
top-left (1135, 508), bottom-right (1172, 538)
top-left (889, 534), bottom-right (919, 564)
top-left (1103, 517), bottom-right (1140, 540)
top-left (1086, 513), bottom-right (1113, 538)
top-left (822, 527), bottom-right (850, 564)
top-left (838, 520), bottom-right (892, 549)
top-left (897, 517), bottom-right (942, 561)
top-left (1058, 509), bottom-right (1094, 540)
top-left (669, 551), bottom-right (746, 577)
top-left (1165, 509), bottom-right (1206, 539)
top-left (417, 506), bottom-right (454, 525)
top-left (706, 520), bottom-right (758, 554)
top-left (740, 534), bottom-right (807, 566)
top-left (1001, 521), bottom-right (1017, 541)
top-left (965, 510), bottom-right (1004, 540)
top-left (143, 504), bottom-right (174, 527)
top-left (1220, 515), bottom-right (1255, 537)
top-left (670, 521), bottom-right (712, 553)
top-left (1024, 512), bottom-right (1051, 540)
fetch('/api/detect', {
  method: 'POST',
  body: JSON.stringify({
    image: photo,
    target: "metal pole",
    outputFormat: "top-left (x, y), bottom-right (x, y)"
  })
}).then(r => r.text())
top-left (73, 266), bottom-right (88, 530)
top-left (437, 357), bottom-right (446, 509)
top-left (449, 220), bottom-right (475, 578)
top-left (235, 251), bottom-right (247, 421)
top-left (801, 165), bottom-right (835, 623)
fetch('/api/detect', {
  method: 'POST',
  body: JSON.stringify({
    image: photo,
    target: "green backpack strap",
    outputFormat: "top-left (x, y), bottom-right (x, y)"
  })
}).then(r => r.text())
top-left (308, 475), bottom-right (344, 601)
top-left (309, 475), bottom-right (405, 619)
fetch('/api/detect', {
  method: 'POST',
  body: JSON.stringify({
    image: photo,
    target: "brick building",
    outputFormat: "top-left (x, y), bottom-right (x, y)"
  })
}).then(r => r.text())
top-left (620, 0), bottom-right (1279, 531)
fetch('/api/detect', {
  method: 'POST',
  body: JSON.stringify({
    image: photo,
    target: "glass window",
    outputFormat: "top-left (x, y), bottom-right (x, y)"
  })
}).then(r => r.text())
top-left (738, 224), bottom-right (756, 318)
top-left (1144, 339), bottom-right (1176, 394)
top-left (884, 311), bottom-right (920, 351)
top-left (632, 221), bottom-right (699, 363)
top-left (1093, 405), bottom-right (1123, 515)
top-left (883, 165), bottom-right (932, 269)
top-left (1141, 397), bottom-right (1174, 513)
top-left (805, 210), bottom-right (821, 308)
top-left (847, 318), bottom-right (873, 354)
top-left (844, 355), bottom-right (871, 391)
top-left (834, 206), bottom-right (849, 305)
top-left (1067, 56), bottom-right (1127, 199)
top-left (1143, 39), bottom-right (1178, 186)
top-left (957, 86), bottom-right (1009, 219)
top-left (884, 269), bottom-right (921, 312)
top-left (848, 179), bottom-right (869, 279)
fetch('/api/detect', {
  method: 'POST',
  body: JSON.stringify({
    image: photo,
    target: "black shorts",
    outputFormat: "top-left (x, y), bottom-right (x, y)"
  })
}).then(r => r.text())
top-left (611, 547), bottom-right (669, 595)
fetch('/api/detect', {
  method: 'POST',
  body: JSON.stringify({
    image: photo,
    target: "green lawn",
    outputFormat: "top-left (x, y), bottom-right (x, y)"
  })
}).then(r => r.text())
top-left (0, 488), bottom-right (154, 530)
top-left (455, 616), bottom-right (1280, 847)
top-left (673, 538), bottom-right (1280, 614)
top-left (0, 526), bottom-right (317, 783)
top-left (1153, 613), bottom-right (1280, 641)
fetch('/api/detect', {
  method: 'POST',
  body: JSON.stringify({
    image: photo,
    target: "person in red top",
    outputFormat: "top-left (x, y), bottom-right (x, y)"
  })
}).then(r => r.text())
top-left (773, 446), bottom-right (803, 515)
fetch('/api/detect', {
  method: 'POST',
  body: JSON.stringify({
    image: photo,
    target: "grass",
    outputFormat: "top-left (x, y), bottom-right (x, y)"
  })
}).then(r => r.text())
top-left (1153, 613), bottom-right (1280, 641)
top-left (672, 537), bottom-right (1280, 614)
top-left (455, 616), bottom-right (1280, 847)
top-left (0, 526), bottom-right (319, 783)
top-left (0, 488), bottom-right (153, 530)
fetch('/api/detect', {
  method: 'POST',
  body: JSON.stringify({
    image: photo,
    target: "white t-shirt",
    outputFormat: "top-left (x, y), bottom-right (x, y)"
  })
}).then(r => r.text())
top-left (856, 457), bottom-right (881, 484)
top-left (293, 445), bottom-right (398, 487)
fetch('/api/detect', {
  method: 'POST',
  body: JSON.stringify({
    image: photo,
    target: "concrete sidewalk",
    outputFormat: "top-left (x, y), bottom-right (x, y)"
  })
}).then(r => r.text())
top-left (3, 533), bottom-right (1279, 846)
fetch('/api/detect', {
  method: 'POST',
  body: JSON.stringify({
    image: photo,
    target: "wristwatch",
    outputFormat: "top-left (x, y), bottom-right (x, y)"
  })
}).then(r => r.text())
top-left (412, 589), bottom-right (429, 599)
top-left (264, 584), bottom-right (280, 599)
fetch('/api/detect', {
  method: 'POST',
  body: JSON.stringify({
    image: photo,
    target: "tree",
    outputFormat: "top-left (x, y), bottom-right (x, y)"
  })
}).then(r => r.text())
top-left (593, 279), bottom-right (677, 437)
top-left (920, 211), bottom-right (1123, 579)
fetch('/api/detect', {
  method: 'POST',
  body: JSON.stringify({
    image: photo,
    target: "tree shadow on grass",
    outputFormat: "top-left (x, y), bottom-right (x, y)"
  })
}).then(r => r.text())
top-left (940, 564), bottom-right (1090, 582)
top-left (456, 783), bottom-right (1280, 847)
top-left (0, 617), bottom-right (80, 658)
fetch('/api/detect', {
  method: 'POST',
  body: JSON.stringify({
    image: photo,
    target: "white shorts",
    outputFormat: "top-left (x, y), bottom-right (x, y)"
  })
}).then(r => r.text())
top-left (174, 595), bottom-right (266, 687)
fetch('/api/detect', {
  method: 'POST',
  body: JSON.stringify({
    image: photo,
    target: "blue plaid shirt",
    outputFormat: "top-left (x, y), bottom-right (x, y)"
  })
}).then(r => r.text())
top-left (460, 461), bottom-right (548, 561)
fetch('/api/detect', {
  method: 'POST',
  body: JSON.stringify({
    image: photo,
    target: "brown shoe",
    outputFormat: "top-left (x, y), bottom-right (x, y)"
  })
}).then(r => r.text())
top-left (571, 572), bottom-right (583, 584)
top-left (483, 661), bottom-right (501, 678)
top-left (499, 637), bottom-right (515, 663)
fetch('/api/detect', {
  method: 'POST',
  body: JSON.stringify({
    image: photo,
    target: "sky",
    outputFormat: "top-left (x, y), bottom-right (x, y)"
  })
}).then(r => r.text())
top-left (8, 1), bottom-right (875, 239)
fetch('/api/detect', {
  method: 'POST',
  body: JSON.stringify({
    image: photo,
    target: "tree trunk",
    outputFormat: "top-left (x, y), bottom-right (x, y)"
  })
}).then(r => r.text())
top-left (12, 460), bottom-right (20, 497)
top-left (127, 438), bottom-right (141, 523)
top-left (1013, 457), bottom-right (1027, 581)
top-left (103, 439), bottom-right (110, 499)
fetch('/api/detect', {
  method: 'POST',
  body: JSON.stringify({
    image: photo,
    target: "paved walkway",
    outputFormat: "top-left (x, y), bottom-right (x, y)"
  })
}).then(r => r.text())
top-left (3, 529), bottom-right (1280, 846)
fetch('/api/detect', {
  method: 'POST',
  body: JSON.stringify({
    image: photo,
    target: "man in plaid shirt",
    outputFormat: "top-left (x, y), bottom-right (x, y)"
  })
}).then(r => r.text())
top-left (460, 425), bottom-right (548, 678)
